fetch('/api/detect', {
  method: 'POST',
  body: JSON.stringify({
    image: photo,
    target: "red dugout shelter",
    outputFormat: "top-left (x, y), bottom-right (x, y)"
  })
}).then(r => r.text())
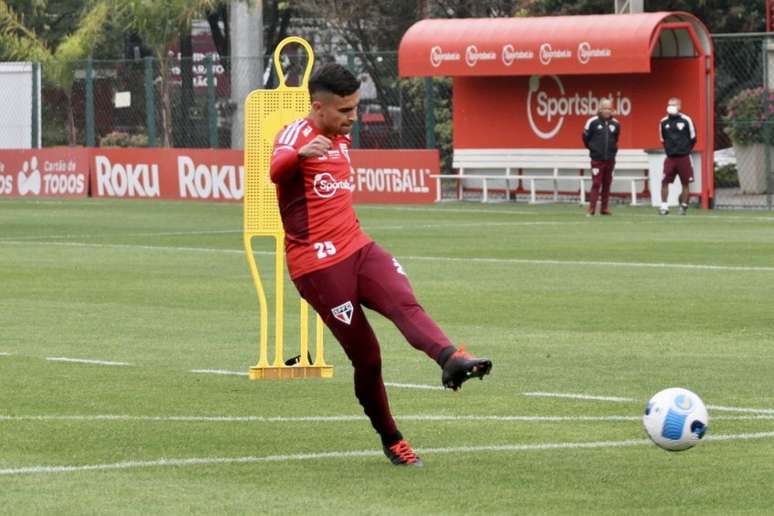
top-left (399, 12), bottom-right (715, 207)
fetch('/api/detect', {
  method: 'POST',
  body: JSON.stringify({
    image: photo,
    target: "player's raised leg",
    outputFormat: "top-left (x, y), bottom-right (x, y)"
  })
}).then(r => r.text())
top-left (292, 252), bottom-right (422, 466)
top-left (356, 243), bottom-right (492, 390)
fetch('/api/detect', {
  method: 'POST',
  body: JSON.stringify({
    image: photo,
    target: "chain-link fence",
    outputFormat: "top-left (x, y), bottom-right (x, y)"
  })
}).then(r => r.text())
top-left (30, 50), bottom-right (451, 164)
top-left (713, 34), bottom-right (773, 209)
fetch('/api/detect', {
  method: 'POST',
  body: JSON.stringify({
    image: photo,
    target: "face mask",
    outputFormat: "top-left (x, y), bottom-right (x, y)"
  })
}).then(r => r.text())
top-left (666, 105), bottom-right (679, 115)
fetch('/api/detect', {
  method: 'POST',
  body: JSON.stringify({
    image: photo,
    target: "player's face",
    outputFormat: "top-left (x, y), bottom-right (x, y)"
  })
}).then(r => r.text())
top-left (314, 91), bottom-right (360, 136)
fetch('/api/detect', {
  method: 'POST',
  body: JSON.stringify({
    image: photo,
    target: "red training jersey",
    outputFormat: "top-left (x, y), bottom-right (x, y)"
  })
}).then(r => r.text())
top-left (269, 117), bottom-right (371, 279)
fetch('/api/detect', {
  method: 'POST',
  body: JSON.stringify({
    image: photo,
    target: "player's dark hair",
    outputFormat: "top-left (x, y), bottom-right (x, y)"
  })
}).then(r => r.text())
top-left (309, 63), bottom-right (360, 98)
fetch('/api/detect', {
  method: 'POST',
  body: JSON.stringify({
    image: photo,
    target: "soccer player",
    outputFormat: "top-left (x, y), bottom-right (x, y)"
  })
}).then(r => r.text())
top-left (659, 97), bottom-right (696, 215)
top-left (582, 98), bottom-right (620, 216)
top-left (269, 63), bottom-right (492, 467)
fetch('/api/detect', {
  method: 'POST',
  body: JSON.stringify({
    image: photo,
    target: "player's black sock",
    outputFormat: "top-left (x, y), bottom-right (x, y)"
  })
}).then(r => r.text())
top-left (437, 345), bottom-right (456, 367)
top-left (381, 430), bottom-right (403, 448)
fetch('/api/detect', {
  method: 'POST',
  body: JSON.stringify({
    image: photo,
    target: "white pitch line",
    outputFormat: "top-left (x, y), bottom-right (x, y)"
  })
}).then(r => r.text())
top-left (358, 206), bottom-right (536, 216)
top-left (0, 229), bottom-right (240, 242)
top-left (0, 414), bottom-right (364, 423)
top-left (367, 221), bottom-right (584, 230)
top-left (384, 382), bottom-right (445, 391)
top-left (190, 369), bottom-right (248, 377)
top-left (1, 413), bottom-right (772, 424)
top-left (45, 357), bottom-right (131, 366)
top-left (2, 431), bottom-right (774, 477)
top-left (522, 391), bottom-right (774, 415)
top-left (0, 240), bottom-right (249, 256)
top-left (0, 414), bottom-right (636, 423)
top-left (707, 404), bottom-right (774, 415)
top-left (4, 240), bottom-right (774, 273)
top-left (0, 352), bottom-right (12, 356)
top-left (407, 256), bottom-right (774, 273)
top-left (359, 205), bottom-right (774, 223)
top-left (7, 239), bottom-right (774, 273)
top-left (523, 392), bottom-right (635, 402)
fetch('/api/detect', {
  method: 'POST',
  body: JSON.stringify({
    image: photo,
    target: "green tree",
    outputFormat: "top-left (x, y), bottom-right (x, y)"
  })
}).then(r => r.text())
top-left (515, 0), bottom-right (765, 33)
top-left (114, 0), bottom-right (255, 147)
top-left (0, 0), bottom-right (109, 145)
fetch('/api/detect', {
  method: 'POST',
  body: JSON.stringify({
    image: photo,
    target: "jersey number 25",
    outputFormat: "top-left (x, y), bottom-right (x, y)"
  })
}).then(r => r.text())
top-left (314, 241), bottom-right (337, 259)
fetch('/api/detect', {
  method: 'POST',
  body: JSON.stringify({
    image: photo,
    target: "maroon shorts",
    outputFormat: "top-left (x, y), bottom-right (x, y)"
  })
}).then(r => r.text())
top-left (292, 242), bottom-right (451, 363)
top-left (662, 155), bottom-right (694, 186)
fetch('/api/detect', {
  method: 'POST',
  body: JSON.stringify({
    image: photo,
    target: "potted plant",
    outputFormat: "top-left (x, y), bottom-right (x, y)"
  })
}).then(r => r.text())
top-left (722, 87), bottom-right (773, 194)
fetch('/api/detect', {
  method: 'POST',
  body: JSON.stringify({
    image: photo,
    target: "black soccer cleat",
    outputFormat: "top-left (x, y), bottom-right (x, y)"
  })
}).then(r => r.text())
top-left (441, 345), bottom-right (492, 391)
top-left (383, 439), bottom-right (423, 467)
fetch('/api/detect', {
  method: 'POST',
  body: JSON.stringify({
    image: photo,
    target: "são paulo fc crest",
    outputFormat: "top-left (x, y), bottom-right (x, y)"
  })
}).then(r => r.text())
top-left (332, 301), bottom-right (354, 325)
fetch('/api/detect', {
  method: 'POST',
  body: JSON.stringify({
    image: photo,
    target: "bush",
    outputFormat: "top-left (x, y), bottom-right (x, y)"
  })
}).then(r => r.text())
top-left (99, 131), bottom-right (149, 147)
top-left (722, 87), bottom-right (774, 145)
top-left (714, 163), bottom-right (739, 188)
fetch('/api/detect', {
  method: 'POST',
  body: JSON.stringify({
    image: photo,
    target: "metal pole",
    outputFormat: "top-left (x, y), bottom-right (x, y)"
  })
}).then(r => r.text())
top-left (424, 77), bottom-right (436, 148)
top-left (144, 56), bottom-right (156, 147)
top-left (85, 57), bottom-right (95, 147)
top-left (764, 36), bottom-right (773, 210)
top-left (229, 0), bottom-right (262, 150)
top-left (347, 51), bottom-right (360, 148)
top-left (206, 55), bottom-right (217, 148)
top-left (31, 62), bottom-right (39, 148)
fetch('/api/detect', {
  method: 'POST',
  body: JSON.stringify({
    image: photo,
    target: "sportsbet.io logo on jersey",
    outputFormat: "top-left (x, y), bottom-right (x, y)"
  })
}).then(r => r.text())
top-left (313, 172), bottom-right (354, 199)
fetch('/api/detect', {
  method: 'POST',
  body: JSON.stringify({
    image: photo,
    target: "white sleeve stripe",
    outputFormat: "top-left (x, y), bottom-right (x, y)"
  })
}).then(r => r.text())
top-left (682, 114), bottom-right (696, 139)
top-left (284, 120), bottom-right (307, 146)
top-left (278, 121), bottom-right (298, 145)
top-left (273, 145), bottom-right (296, 154)
top-left (659, 121), bottom-right (663, 142)
top-left (583, 116), bottom-right (596, 130)
top-left (279, 120), bottom-right (303, 145)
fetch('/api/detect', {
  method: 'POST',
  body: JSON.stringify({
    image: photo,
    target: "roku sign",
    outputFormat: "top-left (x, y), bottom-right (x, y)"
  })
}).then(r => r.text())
top-left (84, 148), bottom-right (437, 203)
top-left (95, 155), bottom-right (160, 197)
top-left (177, 156), bottom-right (243, 199)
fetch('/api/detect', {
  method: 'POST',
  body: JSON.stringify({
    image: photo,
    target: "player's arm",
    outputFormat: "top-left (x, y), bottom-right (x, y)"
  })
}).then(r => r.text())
top-left (685, 115), bottom-right (697, 149)
top-left (270, 133), bottom-right (334, 183)
top-left (582, 117), bottom-right (594, 148)
top-left (270, 144), bottom-right (300, 183)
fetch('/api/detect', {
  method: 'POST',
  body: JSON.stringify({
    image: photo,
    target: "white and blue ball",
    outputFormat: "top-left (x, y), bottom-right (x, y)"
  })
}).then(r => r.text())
top-left (643, 387), bottom-right (709, 451)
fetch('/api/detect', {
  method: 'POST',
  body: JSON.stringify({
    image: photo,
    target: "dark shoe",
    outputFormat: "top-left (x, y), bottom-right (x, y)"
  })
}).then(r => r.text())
top-left (678, 204), bottom-right (687, 216)
top-left (600, 210), bottom-right (612, 216)
top-left (384, 439), bottom-right (423, 467)
top-left (587, 209), bottom-right (595, 217)
top-left (441, 345), bottom-right (492, 391)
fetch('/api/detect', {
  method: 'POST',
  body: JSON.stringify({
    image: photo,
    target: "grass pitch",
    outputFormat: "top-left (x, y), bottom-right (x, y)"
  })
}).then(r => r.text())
top-left (1, 199), bottom-right (773, 514)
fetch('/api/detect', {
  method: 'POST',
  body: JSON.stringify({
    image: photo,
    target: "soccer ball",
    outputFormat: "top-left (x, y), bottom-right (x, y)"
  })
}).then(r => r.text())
top-left (643, 387), bottom-right (709, 451)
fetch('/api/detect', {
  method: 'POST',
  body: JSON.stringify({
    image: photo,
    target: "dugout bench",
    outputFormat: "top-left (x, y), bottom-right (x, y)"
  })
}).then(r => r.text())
top-left (432, 149), bottom-right (650, 205)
